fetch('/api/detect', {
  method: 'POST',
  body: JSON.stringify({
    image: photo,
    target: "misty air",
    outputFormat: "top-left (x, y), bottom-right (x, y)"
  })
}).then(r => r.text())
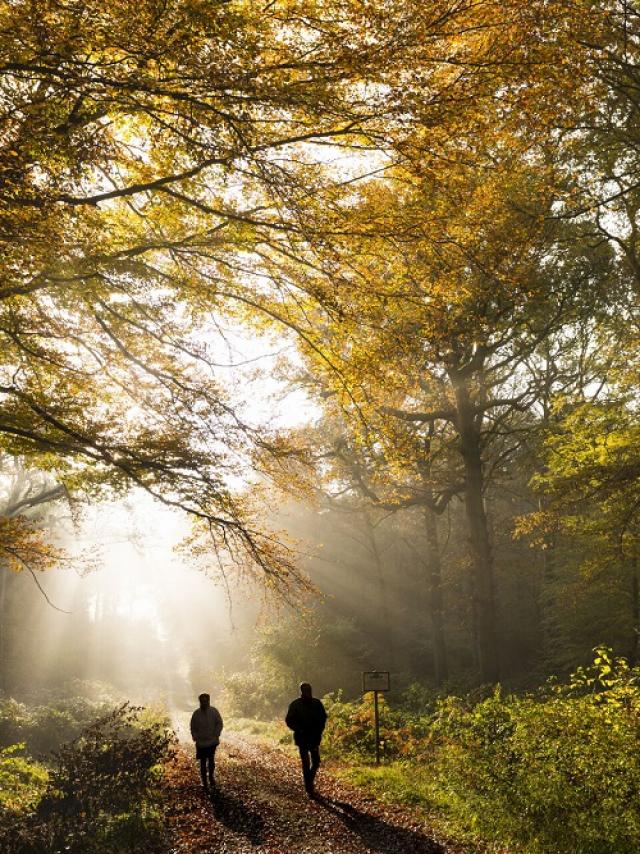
top-left (1, 2), bottom-right (639, 853)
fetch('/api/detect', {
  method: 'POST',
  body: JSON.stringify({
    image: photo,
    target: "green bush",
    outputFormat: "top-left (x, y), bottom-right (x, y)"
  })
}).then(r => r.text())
top-left (0, 695), bottom-right (113, 757)
top-left (329, 649), bottom-right (640, 853)
top-left (0, 703), bottom-right (175, 853)
top-left (323, 691), bottom-right (431, 762)
top-left (221, 667), bottom-right (290, 719)
top-left (0, 744), bottom-right (47, 810)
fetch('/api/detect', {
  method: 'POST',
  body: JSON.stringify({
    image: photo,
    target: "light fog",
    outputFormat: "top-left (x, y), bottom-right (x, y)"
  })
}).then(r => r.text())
top-left (0, 491), bottom-right (264, 712)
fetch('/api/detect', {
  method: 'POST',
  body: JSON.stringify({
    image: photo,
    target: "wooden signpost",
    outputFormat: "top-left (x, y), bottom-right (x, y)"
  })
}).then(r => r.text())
top-left (362, 671), bottom-right (390, 764)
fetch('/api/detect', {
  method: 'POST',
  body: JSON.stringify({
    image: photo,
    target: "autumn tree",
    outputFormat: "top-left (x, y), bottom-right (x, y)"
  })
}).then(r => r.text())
top-left (501, 0), bottom-right (640, 666)
top-left (230, 0), bottom-right (637, 680)
top-left (0, 0), bottom-right (388, 586)
top-left (2, 0), bottom-right (630, 622)
top-left (5, 0), bottom-right (547, 590)
top-left (0, 456), bottom-right (72, 688)
top-left (267, 134), bottom-right (617, 680)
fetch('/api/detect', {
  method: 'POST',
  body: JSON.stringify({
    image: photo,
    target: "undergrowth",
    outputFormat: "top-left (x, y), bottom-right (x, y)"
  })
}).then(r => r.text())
top-left (324, 648), bottom-right (640, 854)
top-left (0, 699), bottom-right (174, 853)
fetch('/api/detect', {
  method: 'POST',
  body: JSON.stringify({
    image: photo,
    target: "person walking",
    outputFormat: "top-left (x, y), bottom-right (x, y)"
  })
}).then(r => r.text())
top-left (285, 682), bottom-right (327, 798)
top-left (190, 692), bottom-right (223, 790)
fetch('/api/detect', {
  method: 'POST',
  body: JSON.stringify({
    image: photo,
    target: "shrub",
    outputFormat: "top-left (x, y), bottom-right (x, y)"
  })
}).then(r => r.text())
top-left (0, 695), bottom-right (113, 757)
top-left (220, 667), bottom-right (290, 719)
top-left (328, 649), bottom-right (640, 853)
top-left (323, 691), bottom-right (431, 761)
top-left (0, 744), bottom-right (47, 810)
top-left (0, 703), bottom-right (175, 853)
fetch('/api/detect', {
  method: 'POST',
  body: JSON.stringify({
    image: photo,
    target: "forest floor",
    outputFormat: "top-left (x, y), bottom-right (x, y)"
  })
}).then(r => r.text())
top-left (162, 732), bottom-right (472, 854)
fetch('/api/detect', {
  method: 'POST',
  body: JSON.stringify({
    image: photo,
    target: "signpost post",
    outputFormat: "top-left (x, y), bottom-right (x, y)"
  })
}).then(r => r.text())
top-left (362, 671), bottom-right (390, 765)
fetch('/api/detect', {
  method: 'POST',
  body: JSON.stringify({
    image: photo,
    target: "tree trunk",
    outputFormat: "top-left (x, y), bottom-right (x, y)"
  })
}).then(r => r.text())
top-left (0, 569), bottom-right (6, 692)
top-left (424, 505), bottom-right (449, 683)
top-left (630, 554), bottom-right (639, 666)
top-left (538, 495), bottom-right (560, 663)
top-left (362, 510), bottom-right (396, 670)
top-left (453, 375), bottom-right (500, 683)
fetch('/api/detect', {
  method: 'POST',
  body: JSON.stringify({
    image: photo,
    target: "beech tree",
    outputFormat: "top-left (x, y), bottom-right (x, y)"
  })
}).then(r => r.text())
top-left (239, 0), bottom-right (630, 678)
top-left (0, 0), bottom-right (536, 596)
top-left (292, 404), bottom-right (460, 684)
top-left (1, 0), bottom-right (630, 616)
top-left (268, 145), bottom-right (614, 680)
top-left (1, 0), bottom-right (524, 587)
top-left (0, 0), bottom-right (385, 586)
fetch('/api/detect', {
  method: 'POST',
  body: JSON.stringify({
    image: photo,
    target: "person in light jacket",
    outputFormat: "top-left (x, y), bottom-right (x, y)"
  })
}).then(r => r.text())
top-left (190, 692), bottom-right (223, 789)
top-left (285, 682), bottom-right (327, 798)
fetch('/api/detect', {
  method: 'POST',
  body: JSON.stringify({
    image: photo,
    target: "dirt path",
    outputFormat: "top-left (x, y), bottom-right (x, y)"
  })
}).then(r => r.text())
top-left (164, 733), bottom-right (470, 854)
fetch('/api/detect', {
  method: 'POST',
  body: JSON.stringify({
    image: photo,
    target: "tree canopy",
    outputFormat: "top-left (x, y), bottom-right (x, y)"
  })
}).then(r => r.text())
top-left (1, 0), bottom-right (640, 682)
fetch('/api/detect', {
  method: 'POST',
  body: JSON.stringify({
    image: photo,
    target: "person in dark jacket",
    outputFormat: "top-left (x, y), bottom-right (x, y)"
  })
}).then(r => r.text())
top-left (285, 682), bottom-right (327, 797)
top-left (190, 692), bottom-right (223, 790)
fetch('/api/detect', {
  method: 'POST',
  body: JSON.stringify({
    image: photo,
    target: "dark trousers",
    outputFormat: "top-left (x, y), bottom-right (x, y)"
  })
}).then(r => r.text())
top-left (298, 744), bottom-right (321, 792)
top-left (197, 744), bottom-right (217, 785)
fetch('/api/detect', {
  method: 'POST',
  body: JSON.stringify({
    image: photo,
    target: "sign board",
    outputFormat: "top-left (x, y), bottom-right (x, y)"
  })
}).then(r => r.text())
top-left (362, 671), bottom-right (390, 693)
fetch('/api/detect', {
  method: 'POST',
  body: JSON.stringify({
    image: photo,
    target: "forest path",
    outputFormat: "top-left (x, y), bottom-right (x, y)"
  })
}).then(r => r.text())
top-left (163, 731), bottom-right (470, 854)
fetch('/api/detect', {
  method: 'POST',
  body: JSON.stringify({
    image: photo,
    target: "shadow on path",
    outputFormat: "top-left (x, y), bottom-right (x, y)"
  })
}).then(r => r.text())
top-left (207, 786), bottom-right (265, 846)
top-left (316, 795), bottom-right (444, 854)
